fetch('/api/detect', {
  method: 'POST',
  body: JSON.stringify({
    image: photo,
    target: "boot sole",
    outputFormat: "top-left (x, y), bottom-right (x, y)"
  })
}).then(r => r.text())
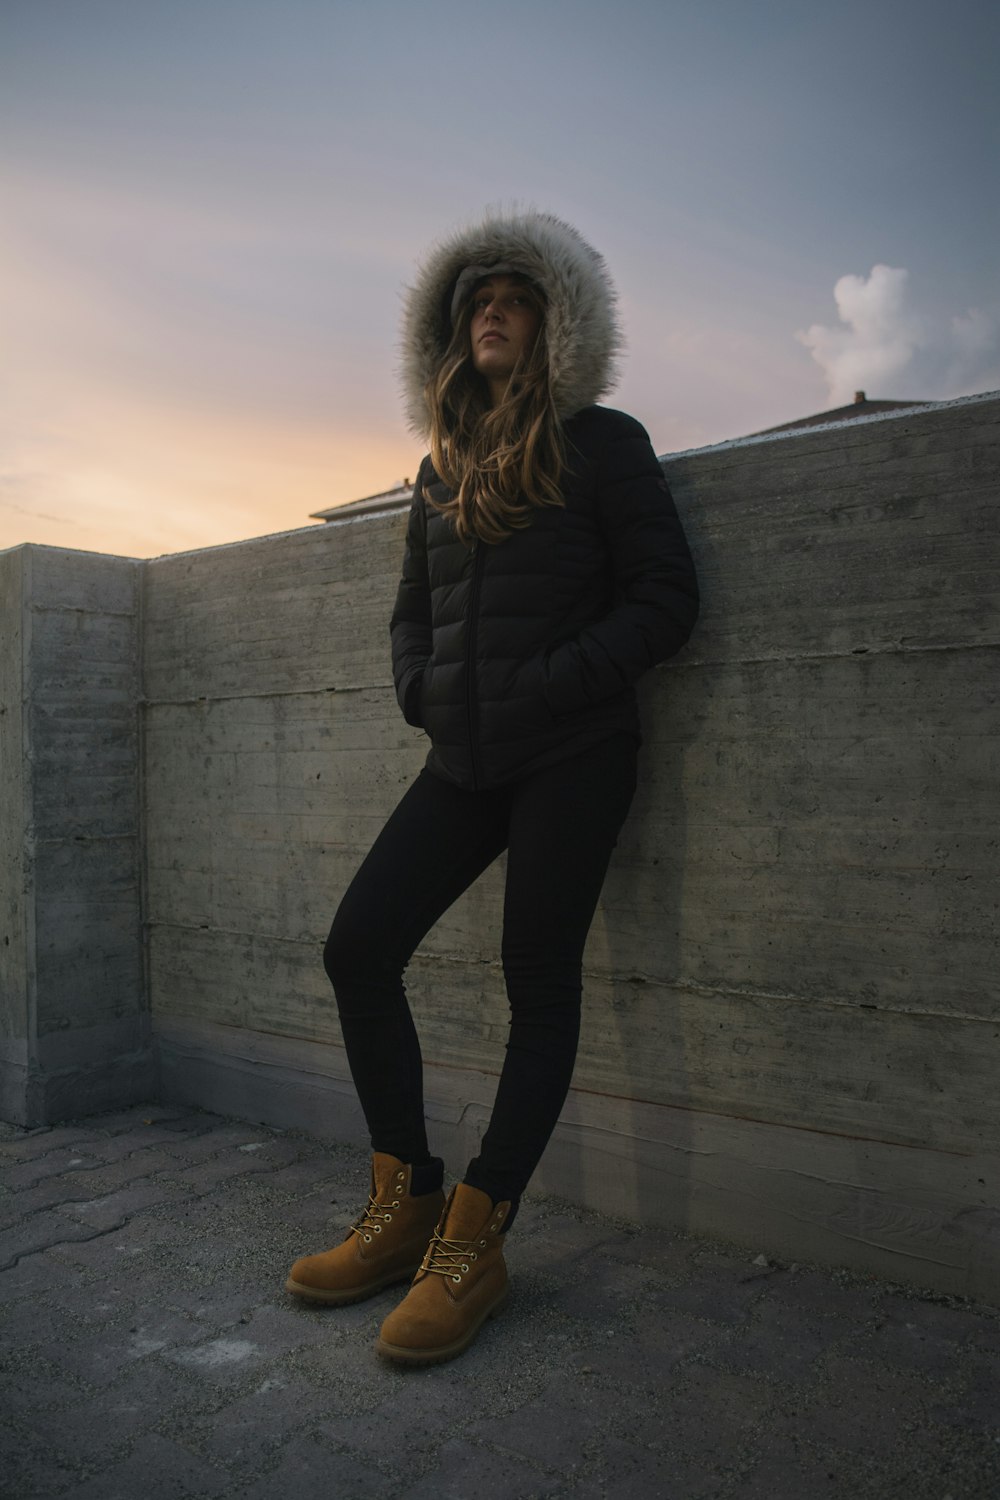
top-left (375, 1285), bottom-right (510, 1366)
top-left (285, 1262), bottom-right (421, 1307)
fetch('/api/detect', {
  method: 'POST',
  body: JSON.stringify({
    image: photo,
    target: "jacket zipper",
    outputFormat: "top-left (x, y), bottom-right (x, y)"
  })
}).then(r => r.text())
top-left (466, 540), bottom-right (485, 789)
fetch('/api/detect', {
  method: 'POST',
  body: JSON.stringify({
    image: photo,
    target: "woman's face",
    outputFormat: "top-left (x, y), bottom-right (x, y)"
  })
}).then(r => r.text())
top-left (468, 275), bottom-right (542, 400)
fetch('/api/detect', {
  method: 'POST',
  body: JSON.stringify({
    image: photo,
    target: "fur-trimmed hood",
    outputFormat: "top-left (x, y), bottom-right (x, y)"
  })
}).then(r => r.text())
top-left (399, 209), bottom-right (622, 439)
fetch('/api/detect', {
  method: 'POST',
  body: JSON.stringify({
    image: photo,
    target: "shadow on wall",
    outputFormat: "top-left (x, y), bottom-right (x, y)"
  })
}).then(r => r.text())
top-left (535, 459), bottom-right (716, 1232)
top-left (528, 656), bottom-right (702, 1232)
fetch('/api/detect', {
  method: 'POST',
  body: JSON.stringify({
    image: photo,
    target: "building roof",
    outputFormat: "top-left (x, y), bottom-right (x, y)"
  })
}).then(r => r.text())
top-left (744, 391), bottom-right (931, 438)
top-left (309, 481), bottom-right (414, 522)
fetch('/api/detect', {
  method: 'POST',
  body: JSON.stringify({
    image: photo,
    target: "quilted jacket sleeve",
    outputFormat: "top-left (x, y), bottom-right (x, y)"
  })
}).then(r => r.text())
top-left (389, 465), bottom-right (433, 728)
top-left (541, 412), bottom-right (699, 717)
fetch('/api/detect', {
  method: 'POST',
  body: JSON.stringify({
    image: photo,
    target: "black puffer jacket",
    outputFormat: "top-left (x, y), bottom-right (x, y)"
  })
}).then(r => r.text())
top-left (390, 404), bottom-right (699, 790)
top-left (390, 209), bottom-right (699, 789)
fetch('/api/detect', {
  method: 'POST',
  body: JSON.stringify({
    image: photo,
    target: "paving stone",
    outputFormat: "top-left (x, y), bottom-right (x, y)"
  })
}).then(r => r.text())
top-left (64, 1280), bottom-right (169, 1329)
top-left (647, 1262), bottom-right (769, 1327)
top-left (567, 1310), bottom-right (722, 1385)
top-left (539, 1254), bottom-right (656, 1322)
top-left (565, 1443), bottom-right (726, 1500)
top-left (62, 1260), bottom-right (252, 1327)
top-left (621, 1363), bottom-right (771, 1465)
top-left (158, 1111), bottom-right (221, 1135)
top-left (237, 1435), bottom-right (395, 1500)
top-left (797, 1356), bottom-right (938, 1455)
top-left (0, 1354), bottom-right (91, 1420)
top-left (859, 1292), bottom-right (1000, 1369)
top-left (929, 1348), bottom-right (1000, 1435)
top-left (162, 1302), bottom-right (330, 1382)
top-left (49, 1308), bottom-right (213, 1385)
top-left (0, 1284), bottom-right (79, 1347)
top-left (0, 1126), bottom-right (100, 1165)
top-left (56, 1432), bottom-right (230, 1499)
top-left (85, 1124), bottom-right (211, 1164)
top-left (5, 1149), bottom-right (101, 1192)
top-left (56, 1144), bottom-right (189, 1197)
top-left (20, 1361), bottom-right (197, 1466)
top-left (82, 1105), bottom-right (191, 1134)
top-left (161, 1286), bottom-right (259, 1329)
top-left (840, 1314), bottom-right (976, 1383)
top-left (760, 1266), bottom-right (884, 1323)
top-left (698, 1292), bottom-right (855, 1382)
top-left (0, 1173), bottom-right (100, 1229)
top-left (187, 1374), bottom-right (337, 1466)
top-left (737, 1448), bottom-right (868, 1500)
top-left (48, 1211), bottom-right (189, 1271)
top-left (592, 1226), bottom-right (702, 1279)
top-left (886, 1293), bottom-right (1000, 1348)
top-left (254, 1158), bottom-right (345, 1197)
top-left (506, 1210), bottom-right (620, 1271)
top-left (318, 1364), bottom-right (474, 1452)
top-left (0, 1210), bottom-right (106, 1271)
top-left (157, 1125), bottom-right (283, 1164)
top-left (468, 1383), bottom-right (612, 1473)
top-left (266, 1193), bottom-right (346, 1238)
top-left (394, 1438), bottom-right (560, 1500)
top-left (158, 1151), bottom-right (294, 1195)
top-left (0, 1247), bottom-right (88, 1306)
top-left (0, 1421), bottom-right (80, 1499)
top-left (56, 1179), bottom-right (194, 1233)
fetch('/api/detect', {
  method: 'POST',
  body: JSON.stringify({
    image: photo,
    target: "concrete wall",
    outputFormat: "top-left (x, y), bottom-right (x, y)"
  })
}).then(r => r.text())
top-left (2, 392), bottom-right (997, 1299)
top-left (144, 392), bottom-right (999, 1301)
top-left (0, 546), bottom-right (152, 1124)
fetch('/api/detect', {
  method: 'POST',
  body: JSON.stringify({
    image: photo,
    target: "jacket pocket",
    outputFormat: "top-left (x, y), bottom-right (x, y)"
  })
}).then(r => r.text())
top-left (401, 664), bottom-right (427, 728)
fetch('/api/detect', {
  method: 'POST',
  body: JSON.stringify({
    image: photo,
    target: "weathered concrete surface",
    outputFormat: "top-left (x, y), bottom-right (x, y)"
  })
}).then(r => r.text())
top-left (2, 1105), bottom-right (999, 1500)
top-left (0, 549), bottom-right (28, 1121)
top-left (145, 394), bottom-right (1000, 1301)
top-left (0, 546), bottom-right (152, 1125)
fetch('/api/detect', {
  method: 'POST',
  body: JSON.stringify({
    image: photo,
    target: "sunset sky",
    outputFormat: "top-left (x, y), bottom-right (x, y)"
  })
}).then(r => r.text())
top-left (2, 0), bottom-right (997, 560)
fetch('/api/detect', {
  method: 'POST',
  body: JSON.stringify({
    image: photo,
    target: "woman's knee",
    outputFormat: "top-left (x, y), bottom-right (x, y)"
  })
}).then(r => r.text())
top-left (324, 916), bottom-right (379, 991)
top-left (325, 890), bottom-right (412, 988)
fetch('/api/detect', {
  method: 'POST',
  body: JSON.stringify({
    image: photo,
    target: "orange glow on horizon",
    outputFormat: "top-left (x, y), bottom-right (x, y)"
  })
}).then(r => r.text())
top-left (0, 392), bottom-right (422, 560)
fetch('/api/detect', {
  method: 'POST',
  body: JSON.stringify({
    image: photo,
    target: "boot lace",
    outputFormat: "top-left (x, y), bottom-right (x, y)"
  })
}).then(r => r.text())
top-left (349, 1192), bottom-right (401, 1245)
top-left (419, 1228), bottom-right (484, 1284)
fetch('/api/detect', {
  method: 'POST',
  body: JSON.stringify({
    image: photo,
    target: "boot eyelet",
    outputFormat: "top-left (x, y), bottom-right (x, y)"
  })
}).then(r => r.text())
top-left (452, 1274), bottom-right (462, 1283)
top-left (391, 1201), bottom-right (400, 1208)
top-left (373, 1224), bottom-right (382, 1233)
top-left (470, 1252), bottom-right (478, 1260)
top-left (479, 1240), bottom-right (486, 1247)
top-left (363, 1233), bottom-right (372, 1242)
top-left (461, 1263), bottom-right (469, 1272)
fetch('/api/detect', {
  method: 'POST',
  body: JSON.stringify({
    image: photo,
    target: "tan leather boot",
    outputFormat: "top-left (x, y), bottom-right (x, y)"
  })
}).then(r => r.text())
top-left (376, 1182), bottom-right (510, 1364)
top-left (285, 1153), bottom-right (445, 1306)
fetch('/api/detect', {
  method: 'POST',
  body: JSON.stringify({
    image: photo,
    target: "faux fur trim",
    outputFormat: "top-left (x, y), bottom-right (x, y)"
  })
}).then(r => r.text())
top-left (399, 208), bottom-right (622, 438)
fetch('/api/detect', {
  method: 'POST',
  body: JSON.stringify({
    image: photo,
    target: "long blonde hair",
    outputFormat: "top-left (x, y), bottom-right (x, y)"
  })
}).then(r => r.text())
top-left (424, 277), bottom-right (567, 545)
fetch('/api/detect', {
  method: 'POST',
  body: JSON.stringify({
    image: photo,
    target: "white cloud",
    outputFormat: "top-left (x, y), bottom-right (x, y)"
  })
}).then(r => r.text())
top-left (798, 265), bottom-right (1000, 405)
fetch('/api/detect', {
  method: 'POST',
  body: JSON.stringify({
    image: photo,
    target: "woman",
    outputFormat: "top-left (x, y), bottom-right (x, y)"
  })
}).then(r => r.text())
top-left (286, 209), bottom-right (699, 1365)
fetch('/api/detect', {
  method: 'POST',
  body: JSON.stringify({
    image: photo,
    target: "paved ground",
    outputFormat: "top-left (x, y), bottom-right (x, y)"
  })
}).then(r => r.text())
top-left (1, 1104), bottom-right (997, 1500)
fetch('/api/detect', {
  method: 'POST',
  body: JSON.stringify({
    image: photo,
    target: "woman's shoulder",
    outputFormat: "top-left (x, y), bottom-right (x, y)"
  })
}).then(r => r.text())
top-left (564, 404), bottom-right (653, 448)
top-left (563, 406), bottom-right (660, 482)
top-left (414, 454), bottom-right (448, 500)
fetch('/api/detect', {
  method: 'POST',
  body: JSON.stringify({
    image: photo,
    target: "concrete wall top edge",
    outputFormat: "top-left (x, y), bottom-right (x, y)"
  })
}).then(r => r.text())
top-left (0, 542), bottom-right (145, 564)
top-left (5, 394), bottom-right (996, 576)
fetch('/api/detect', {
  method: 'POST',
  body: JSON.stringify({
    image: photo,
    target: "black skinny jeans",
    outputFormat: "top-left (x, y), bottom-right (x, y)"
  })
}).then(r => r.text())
top-left (323, 733), bottom-right (637, 1212)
